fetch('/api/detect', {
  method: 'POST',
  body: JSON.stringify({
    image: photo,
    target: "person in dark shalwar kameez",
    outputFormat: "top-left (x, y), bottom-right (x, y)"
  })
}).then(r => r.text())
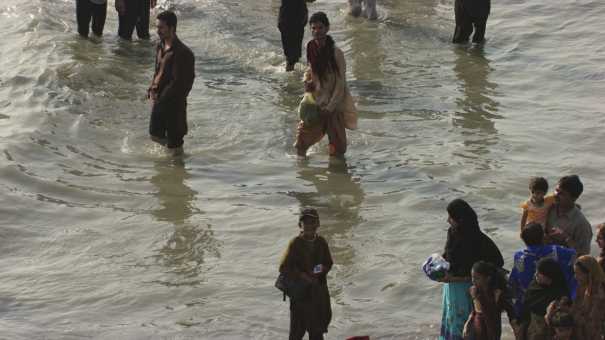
top-left (280, 208), bottom-right (333, 340)
top-left (115, 0), bottom-right (156, 40)
top-left (278, 0), bottom-right (314, 71)
top-left (148, 11), bottom-right (195, 156)
top-left (452, 0), bottom-right (490, 44)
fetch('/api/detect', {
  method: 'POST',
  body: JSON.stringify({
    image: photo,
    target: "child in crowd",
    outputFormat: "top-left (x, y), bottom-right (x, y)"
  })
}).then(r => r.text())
top-left (462, 261), bottom-right (519, 340)
top-left (520, 177), bottom-right (555, 230)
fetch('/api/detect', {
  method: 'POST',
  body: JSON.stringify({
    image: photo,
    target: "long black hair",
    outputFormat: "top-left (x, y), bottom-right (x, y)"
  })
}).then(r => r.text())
top-left (472, 261), bottom-right (508, 291)
top-left (307, 12), bottom-right (339, 82)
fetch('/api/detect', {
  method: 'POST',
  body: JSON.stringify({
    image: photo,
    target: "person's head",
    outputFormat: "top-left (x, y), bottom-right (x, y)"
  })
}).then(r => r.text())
top-left (521, 222), bottom-right (545, 247)
top-left (574, 255), bottom-right (605, 289)
top-left (549, 310), bottom-right (574, 339)
top-left (309, 12), bottom-right (330, 42)
top-left (529, 177), bottom-right (548, 203)
top-left (596, 223), bottom-right (605, 250)
top-left (446, 199), bottom-right (479, 232)
top-left (156, 11), bottom-right (177, 41)
top-left (471, 261), bottom-right (506, 291)
top-left (298, 208), bottom-right (320, 238)
top-left (555, 175), bottom-right (583, 206)
top-left (306, 12), bottom-right (338, 82)
top-left (536, 258), bottom-right (567, 292)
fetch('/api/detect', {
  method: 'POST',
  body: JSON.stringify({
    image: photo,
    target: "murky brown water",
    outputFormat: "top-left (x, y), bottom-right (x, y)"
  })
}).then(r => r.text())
top-left (1, 0), bottom-right (604, 338)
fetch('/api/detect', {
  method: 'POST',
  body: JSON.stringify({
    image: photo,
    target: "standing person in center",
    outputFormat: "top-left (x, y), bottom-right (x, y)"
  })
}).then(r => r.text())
top-left (295, 11), bottom-right (357, 159)
top-left (438, 199), bottom-right (504, 340)
top-left (280, 208), bottom-right (333, 340)
top-left (115, 0), bottom-right (156, 40)
top-left (278, 0), bottom-right (315, 72)
top-left (148, 11), bottom-right (195, 156)
top-left (452, 0), bottom-right (490, 44)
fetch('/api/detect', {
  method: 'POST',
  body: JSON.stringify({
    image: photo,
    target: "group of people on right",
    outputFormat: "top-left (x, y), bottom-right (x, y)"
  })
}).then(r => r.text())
top-left (439, 175), bottom-right (605, 340)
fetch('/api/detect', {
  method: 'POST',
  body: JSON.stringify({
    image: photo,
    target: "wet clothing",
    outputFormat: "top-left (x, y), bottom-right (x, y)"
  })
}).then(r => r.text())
top-left (546, 205), bottom-right (592, 256)
top-left (278, 0), bottom-right (310, 65)
top-left (440, 282), bottom-right (473, 340)
top-left (148, 37), bottom-right (195, 148)
top-left (295, 45), bottom-right (357, 156)
top-left (452, 0), bottom-right (490, 44)
top-left (117, 0), bottom-right (151, 40)
top-left (509, 245), bottom-right (577, 318)
top-left (280, 235), bottom-right (333, 340)
top-left (76, 0), bottom-right (107, 37)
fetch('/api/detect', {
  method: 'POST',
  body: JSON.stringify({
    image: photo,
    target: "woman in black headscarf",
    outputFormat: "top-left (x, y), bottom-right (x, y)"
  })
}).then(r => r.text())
top-left (520, 257), bottom-right (570, 340)
top-left (439, 199), bottom-right (503, 340)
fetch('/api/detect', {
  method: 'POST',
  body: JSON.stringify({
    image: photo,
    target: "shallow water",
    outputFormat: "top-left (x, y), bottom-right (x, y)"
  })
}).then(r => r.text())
top-left (1, 0), bottom-right (605, 338)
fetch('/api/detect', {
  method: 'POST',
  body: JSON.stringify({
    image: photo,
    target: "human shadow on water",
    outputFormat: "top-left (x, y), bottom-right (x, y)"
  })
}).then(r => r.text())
top-left (288, 158), bottom-right (365, 267)
top-left (452, 46), bottom-right (501, 165)
top-left (150, 159), bottom-right (219, 281)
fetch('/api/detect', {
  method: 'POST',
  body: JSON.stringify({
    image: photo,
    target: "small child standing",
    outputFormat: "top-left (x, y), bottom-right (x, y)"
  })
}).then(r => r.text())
top-left (520, 177), bottom-right (555, 231)
top-left (462, 261), bottom-right (519, 339)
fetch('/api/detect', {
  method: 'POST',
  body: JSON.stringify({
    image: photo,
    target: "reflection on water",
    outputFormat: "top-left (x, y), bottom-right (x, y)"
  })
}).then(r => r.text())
top-left (346, 19), bottom-right (387, 114)
top-left (289, 158), bottom-right (365, 266)
top-left (452, 46), bottom-right (500, 161)
top-left (151, 160), bottom-right (219, 279)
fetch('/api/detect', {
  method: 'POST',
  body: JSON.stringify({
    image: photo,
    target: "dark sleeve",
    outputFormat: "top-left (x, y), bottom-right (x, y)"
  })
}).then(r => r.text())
top-left (157, 47), bottom-right (195, 103)
top-left (442, 228), bottom-right (452, 259)
top-left (322, 238), bottom-right (333, 273)
top-left (279, 238), bottom-right (302, 279)
top-left (482, 233), bottom-right (504, 267)
top-left (148, 47), bottom-right (160, 94)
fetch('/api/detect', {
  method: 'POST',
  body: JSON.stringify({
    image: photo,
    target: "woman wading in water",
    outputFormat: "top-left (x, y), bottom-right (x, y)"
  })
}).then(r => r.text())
top-left (295, 12), bottom-right (357, 159)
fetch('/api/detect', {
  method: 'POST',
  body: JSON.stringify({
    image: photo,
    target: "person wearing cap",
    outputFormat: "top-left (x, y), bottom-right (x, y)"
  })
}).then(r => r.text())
top-left (279, 208), bottom-right (333, 340)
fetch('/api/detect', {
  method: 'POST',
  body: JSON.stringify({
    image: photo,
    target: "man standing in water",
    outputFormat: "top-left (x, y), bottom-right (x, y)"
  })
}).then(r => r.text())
top-left (148, 11), bottom-right (195, 156)
top-left (115, 0), bottom-right (156, 40)
top-left (452, 0), bottom-right (490, 44)
top-left (75, 0), bottom-right (107, 38)
top-left (278, 0), bottom-right (315, 72)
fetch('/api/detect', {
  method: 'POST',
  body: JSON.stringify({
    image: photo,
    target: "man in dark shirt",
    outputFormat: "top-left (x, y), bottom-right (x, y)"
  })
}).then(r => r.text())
top-left (115, 0), bottom-right (156, 40)
top-left (148, 11), bottom-right (195, 156)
